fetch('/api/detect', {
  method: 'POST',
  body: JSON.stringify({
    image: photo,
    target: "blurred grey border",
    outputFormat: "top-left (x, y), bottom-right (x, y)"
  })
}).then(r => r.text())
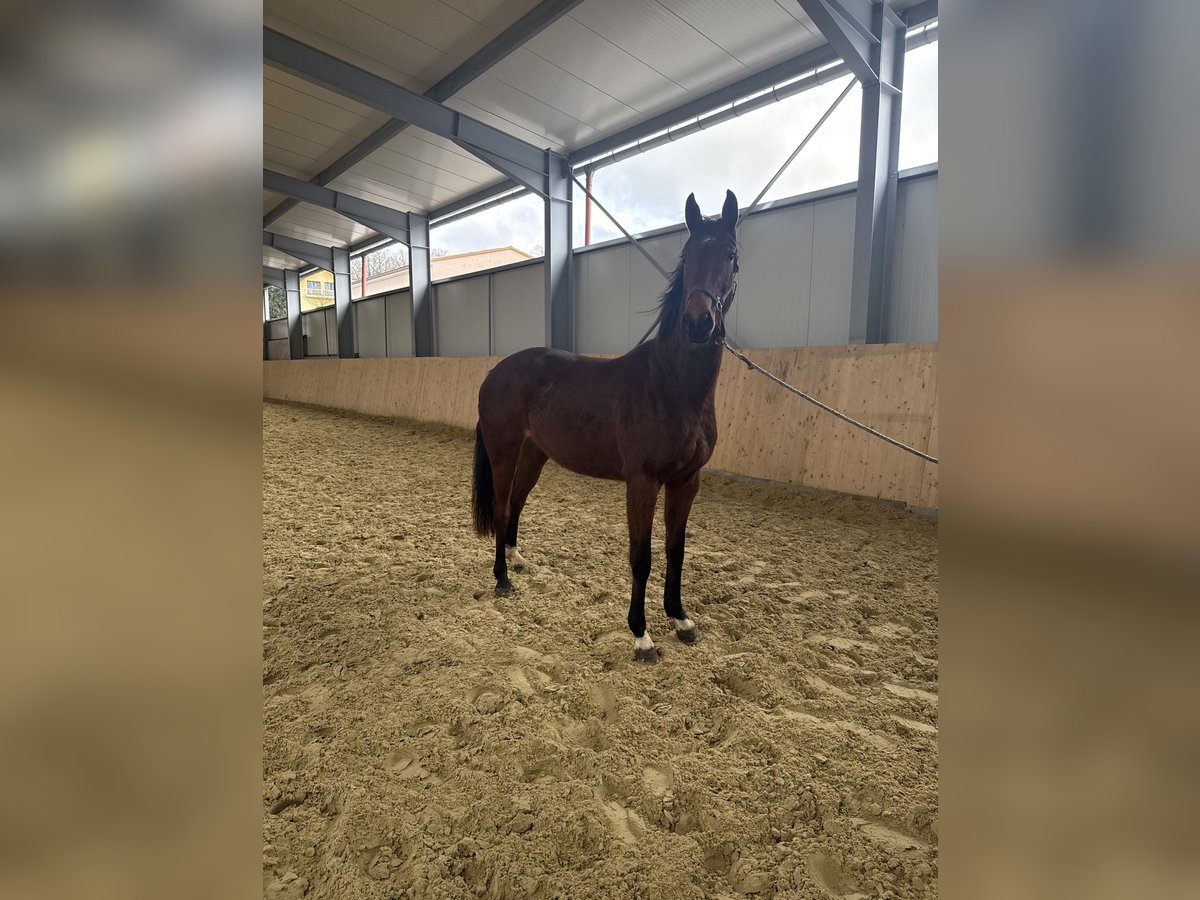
top-left (1, 2), bottom-right (262, 899)
top-left (942, 1), bottom-right (1200, 897)
top-left (1, 1), bottom-right (1198, 898)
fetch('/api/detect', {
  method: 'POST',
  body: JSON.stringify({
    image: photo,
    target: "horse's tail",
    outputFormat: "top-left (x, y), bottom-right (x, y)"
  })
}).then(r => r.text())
top-left (472, 423), bottom-right (496, 537)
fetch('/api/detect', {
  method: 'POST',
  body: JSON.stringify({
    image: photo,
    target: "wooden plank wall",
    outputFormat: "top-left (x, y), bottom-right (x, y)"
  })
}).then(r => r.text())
top-left (263, 343), bottom-right (938, 507)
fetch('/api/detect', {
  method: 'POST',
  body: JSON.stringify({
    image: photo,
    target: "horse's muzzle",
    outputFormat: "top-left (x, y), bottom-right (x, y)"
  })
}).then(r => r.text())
top-left (685, 311), bottom-right (714, 344)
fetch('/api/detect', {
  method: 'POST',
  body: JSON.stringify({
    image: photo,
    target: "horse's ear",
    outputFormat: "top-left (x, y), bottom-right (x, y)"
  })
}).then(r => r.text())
top-left (722, 190), bottom-right (739, 232)
top-left (685, 193), bottom-right (702, 233)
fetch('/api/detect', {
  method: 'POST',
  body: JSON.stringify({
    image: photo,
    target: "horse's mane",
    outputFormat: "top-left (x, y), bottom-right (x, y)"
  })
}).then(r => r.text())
top-left (654, 257), bottom-right (687, 342)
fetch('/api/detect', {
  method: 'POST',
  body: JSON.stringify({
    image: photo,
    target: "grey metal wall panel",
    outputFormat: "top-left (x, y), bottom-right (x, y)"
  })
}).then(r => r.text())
top-left (728, 204), bottom-right (814, 348)
top-left (302, 309), bottom-right (328, 356)
top-left (575, 244), bottom-right (632, 355)
top-left (268, 318), bottom-right (288, 340)
top-left (266, 338), bottom-right (290, 360)
top-left (354, 297), bottom-right (387, 358)
top-left (490, 263), bottom-right (545, 357)
top-left (325, 306), bottom-right (338, 356)
top-left (808, 196), bottom-right (856, 345)
top-left (435, 277), bottom-right (490, 356)
top-left (385, 291), bottom-right (414, 357)
top-left (885, 176), bottom-right (938, 342)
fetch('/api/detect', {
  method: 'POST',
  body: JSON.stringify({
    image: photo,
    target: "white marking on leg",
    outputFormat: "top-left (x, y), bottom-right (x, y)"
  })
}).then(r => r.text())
top-left (505, 545), bottom-right (527, 569)
top-left (633, 634), bottom-right (656, 651)
top-left (671, 617), bottom-right (696, 632)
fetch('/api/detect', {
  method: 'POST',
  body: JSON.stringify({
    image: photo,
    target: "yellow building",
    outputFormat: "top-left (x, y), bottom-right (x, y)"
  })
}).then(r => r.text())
top-left (300, 272), bottom-right (336, 310)
top-left (299, 247), bottom-right (533, 309)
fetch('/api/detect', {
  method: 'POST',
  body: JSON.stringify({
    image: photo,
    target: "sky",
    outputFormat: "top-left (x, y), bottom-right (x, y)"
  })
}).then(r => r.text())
top-left (427, 42), bottom-right (938, 258)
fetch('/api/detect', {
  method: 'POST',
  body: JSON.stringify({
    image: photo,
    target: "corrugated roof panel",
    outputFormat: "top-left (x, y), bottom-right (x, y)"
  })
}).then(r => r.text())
top-left (348, 154), bottom-right (484, 195)
top-left (263, 126), bottom-right (339, 167)
top-left (659, 0), bottom-right (819, 66)
top-left (263, 189), bottom-right (291, 218)
top-left (324, 172), bottom-right (447, 212)
top-left (521, 14), bottom-right (681, 114)
top-left (341, 0), bottom-right (509, 62)
top-left (361, 131), bottom-right (500, 186)
top-left (568, 0), bottom-right (746, 93)
top-left (264, 107), bottom-right (380, 160)
top-left (264, 145), bottom-right (328, 180)
top-left (482, 48), bottom-right (640, 137)
top-left (263, 250), bottom-right (296, 270)
top-left (447, 77), bottom-right (599, 149)
top-left (264, 9), bottom-right (432, 93)
top-left (264, 65), bottom-right (390, 185)
top-left (442, 92), bottom-right (564, 149)
top-left (271, 206), bottom-right (377, 246)
top-left (439, 0), bottom-right (548, 33)
top-left (772, 0), bottom-right (820, 30)
top-left (264, 68), bottom-right (389, 127)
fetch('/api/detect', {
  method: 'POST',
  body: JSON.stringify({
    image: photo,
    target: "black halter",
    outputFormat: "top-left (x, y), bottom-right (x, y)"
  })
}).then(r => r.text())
top-left (687, 284), bottom-right (735, 313)
top-left (686, 283), bottom-right (734, 340)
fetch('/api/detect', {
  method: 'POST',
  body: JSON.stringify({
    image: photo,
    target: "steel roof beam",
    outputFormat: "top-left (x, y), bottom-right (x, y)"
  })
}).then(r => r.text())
top-left (410, 6), bottom-right (936, 232)
top-left (795, 0), bottom-right (880, 85)
top-left (264, 169), bottom-right (412, 244)
top-left (263, 231), bottom-right (334, 272)
top-left (263, 266), bottom-right (285, 288)
top-left (263, 28), bottom-right (563, 198)
top-left (263, 0), bottom-right (584, 228)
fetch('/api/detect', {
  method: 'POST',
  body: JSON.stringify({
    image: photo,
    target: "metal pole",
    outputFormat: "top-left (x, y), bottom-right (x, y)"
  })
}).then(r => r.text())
top-left (584, 168), bottom-right (594, 245)
top-left (747, 77), bottom-right (857, 213)
top-left (333, 247), bottom-right (354, 357)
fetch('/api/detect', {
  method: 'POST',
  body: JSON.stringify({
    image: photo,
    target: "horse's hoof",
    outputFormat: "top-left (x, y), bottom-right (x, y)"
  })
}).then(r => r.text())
top-left (634, 646), bottom-right (660, 665)
top-left (494, 582), bottom-right (514, 598)
top-left (676, 626), bottom-right (700, 644)
top-left (505, 547), bottom-right (527, 573)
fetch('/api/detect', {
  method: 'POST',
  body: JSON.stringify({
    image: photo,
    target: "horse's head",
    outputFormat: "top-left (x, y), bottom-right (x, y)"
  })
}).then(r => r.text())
top-left (679, 190), bottom-right (739, 344)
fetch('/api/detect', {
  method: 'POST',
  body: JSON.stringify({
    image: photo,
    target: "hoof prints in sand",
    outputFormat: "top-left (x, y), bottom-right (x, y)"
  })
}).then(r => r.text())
top-left (263, 402), bottom-right (938, 898)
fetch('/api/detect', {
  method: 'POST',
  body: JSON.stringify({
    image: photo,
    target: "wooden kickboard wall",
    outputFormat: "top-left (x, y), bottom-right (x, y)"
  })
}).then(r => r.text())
top-left (263, 343), bottom-right (938, 507)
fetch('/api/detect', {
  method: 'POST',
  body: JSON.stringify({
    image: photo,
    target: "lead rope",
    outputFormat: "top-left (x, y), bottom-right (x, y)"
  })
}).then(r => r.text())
top-left (717, 74), bottom-right (938, 465)
top-left (719, 339), bottom-right (939, 464)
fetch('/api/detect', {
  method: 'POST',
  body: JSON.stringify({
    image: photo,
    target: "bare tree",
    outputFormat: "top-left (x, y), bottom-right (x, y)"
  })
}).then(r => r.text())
top-left (265, 285), bottom-right (286, 319)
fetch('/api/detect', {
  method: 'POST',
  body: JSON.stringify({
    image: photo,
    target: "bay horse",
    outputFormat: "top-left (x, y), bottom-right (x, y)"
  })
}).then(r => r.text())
top-left (472, 190), bottom-right (739, 664)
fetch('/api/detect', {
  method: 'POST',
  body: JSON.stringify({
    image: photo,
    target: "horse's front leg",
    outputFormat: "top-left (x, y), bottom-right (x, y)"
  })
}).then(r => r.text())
top-left (664, 475), bottom-right (701, 644)
top-left (626, 474), bottom-right (661, 664)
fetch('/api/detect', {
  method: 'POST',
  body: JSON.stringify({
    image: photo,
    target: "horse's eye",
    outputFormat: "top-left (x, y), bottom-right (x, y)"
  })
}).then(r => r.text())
top-left (727, 253), bottom-right (736, 261)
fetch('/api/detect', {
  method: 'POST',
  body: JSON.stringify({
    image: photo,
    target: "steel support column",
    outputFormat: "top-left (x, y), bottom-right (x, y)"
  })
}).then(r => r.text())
top-left (409, 215), bottom-right (433, 356)
top-left (285, 269), bottom-right (304, 360)
top-left (545, 152), bottom-right (572, 350)
top-left (332, 247), bottom-right (353, 358)
top-left (849, 3), bottom-right (904, 343)
top-left (797, 0), bottom-right (909, 343)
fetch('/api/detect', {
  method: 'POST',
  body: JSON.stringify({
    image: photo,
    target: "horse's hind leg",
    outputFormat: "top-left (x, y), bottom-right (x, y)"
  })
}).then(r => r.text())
top-left (505, 440), bottom-right (548, 573)
top-left (486, 433), bottom-right (523, 597)
top-left (664, 475), bottom-right (701, 644)
top-left (626, 474), bottom-right (662, 663)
